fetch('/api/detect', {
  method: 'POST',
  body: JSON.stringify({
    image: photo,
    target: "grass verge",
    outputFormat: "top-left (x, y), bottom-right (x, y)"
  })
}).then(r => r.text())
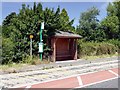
top-left (81, 53), bottom-right (118, 60)
top-left (0, 53), bottom-right (118, 73)
top-left (0, 58), bottom-right (50, 73)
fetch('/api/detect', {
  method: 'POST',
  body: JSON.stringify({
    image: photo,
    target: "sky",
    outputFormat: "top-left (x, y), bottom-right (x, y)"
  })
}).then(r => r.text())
top-left (1, 2), bottom-right (109, 27)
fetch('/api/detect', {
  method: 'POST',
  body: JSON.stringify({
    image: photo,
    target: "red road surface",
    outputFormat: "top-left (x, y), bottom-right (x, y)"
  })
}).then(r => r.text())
top-left (11, 68), bottom-right (119, 89)
top-left (32, 77), bottom-right (78, 88)
top-left (110, 68), bottom-right (119, 75)
top-left (81, 70), bottom-right (116, 85)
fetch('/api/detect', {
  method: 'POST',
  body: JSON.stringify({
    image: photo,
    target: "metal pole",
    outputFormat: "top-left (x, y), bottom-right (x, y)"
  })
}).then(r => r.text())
top-left (40, 26), bottom-right (43, 61)
top-left (30, 38), bottom-right (32, 60)
top-left (39, 22), bottom-right (44, 61)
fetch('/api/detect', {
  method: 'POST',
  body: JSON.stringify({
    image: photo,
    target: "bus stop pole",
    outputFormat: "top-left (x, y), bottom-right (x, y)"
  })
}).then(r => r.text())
top-left (39, 22), bottom-right (44, 61)
top-left (40, 27), bottom-right (42, 60)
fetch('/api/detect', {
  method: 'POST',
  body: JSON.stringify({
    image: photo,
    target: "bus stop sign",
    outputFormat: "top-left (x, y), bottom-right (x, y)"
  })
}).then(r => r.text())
top-left (39, 43), bottom-right (43, 53)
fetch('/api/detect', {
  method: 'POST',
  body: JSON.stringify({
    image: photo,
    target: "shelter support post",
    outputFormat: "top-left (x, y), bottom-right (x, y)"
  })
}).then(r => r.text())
top-left (51, 38), bottom-right (57, 62)
top-left (74, 39), bottom-right (77, 60)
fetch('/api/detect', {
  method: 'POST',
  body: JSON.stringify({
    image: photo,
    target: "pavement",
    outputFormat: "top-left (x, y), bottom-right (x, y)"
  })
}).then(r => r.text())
top-left (9, 68), bottom-right (119, 89)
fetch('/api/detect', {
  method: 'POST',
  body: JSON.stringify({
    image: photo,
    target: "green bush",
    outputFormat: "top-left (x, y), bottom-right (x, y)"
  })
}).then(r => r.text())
top-left (96, 43), bottom-right (117, 55)
top-left (107, 39), bottom-right (120, 49)
top-left (2, 37), bottom-right (15, 64)
top-left (77, 40), bottom-right (117, 58)
top-left (78, 42), bottom-right (97, 56)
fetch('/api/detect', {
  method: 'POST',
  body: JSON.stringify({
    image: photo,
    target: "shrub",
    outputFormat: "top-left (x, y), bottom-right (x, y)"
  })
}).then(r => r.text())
top-left (2, 37), bottom-right (15, 64)
top-left (77, 40), bottom-right (117, 58)
top-left (107, 39), bottom-right (120, 49)
top-left (96, 43), bottom-right (117, 55)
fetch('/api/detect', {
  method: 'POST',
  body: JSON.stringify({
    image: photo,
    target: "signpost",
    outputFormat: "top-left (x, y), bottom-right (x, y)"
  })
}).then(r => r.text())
top-left (30, 35), bottom-right (33, 61)
top-left (39, 22), bottom-right (44, 61)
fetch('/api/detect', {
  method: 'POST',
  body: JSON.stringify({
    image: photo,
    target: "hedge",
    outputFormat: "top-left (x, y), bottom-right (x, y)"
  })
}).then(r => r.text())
top-left (77, 40), bottom-right (118, 58)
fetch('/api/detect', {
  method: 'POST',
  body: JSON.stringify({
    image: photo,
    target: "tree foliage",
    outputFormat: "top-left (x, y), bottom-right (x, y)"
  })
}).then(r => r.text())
top-left (60, 8), bottom-right (75, 32)
top-left (2, 37), bottom-right (15, 64)
top-left (101, 2), bottom-right (120, 40)
top-left (77, 2), bottom-right (120, 41)
top-left (2, 3), bottom-right (75, 64)
top-left (76, 7), bottom-right (105, 41)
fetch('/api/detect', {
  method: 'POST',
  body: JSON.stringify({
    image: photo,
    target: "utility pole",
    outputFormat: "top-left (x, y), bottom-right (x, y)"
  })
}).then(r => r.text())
top-left (39, 22), bottom-right (44, 61)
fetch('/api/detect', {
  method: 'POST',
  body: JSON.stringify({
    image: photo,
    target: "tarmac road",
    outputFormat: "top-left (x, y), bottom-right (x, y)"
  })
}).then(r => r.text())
top-left (85, 78), bottom-right (119, 88)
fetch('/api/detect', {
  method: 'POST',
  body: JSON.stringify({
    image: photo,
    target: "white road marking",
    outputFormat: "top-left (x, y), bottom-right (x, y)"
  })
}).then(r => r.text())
top-left (77, 76), bottom-right (83, 86)
top-left (108, 70), bottom-right (118, 77)
top-left (24, 86), bottom-right (31, 90)
top-left (75, 77), bottom-right (118, 88)
top-left (12, 67), bottom-right (118, 88)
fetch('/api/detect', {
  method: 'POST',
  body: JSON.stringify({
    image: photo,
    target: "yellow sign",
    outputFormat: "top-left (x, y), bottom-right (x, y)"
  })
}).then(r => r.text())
top-left (30, 35), bottom-right (33, 39)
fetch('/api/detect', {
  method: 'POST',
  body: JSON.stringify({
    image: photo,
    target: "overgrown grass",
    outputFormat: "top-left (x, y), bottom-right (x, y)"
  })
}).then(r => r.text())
top-left (81, 53), bottom-right (118, 60)
top-left (0, 63), bottom-right (29, 73)
top-left (0, 56), bottom-right (50, 73)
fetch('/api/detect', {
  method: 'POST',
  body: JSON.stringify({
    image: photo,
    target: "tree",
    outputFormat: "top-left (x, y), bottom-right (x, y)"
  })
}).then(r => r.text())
top-left (101, 2), bottom-right (120, 40)
top-left (60, 8), bottom-right (75, 32)
top-left (2, 3), bottom-right (43, 63)
top-left (2, 37), bottom-right (15, 64)
top-left (2, 12), bottom-right (17, 38)
top-left (2, 3), bottom-right (75, 64)
top-left (77, 7), bottom-right (104, 41)
top-left (2, 12), bottom-right (23, 63)
top-left (101, 16), bottom-right (119, 39)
